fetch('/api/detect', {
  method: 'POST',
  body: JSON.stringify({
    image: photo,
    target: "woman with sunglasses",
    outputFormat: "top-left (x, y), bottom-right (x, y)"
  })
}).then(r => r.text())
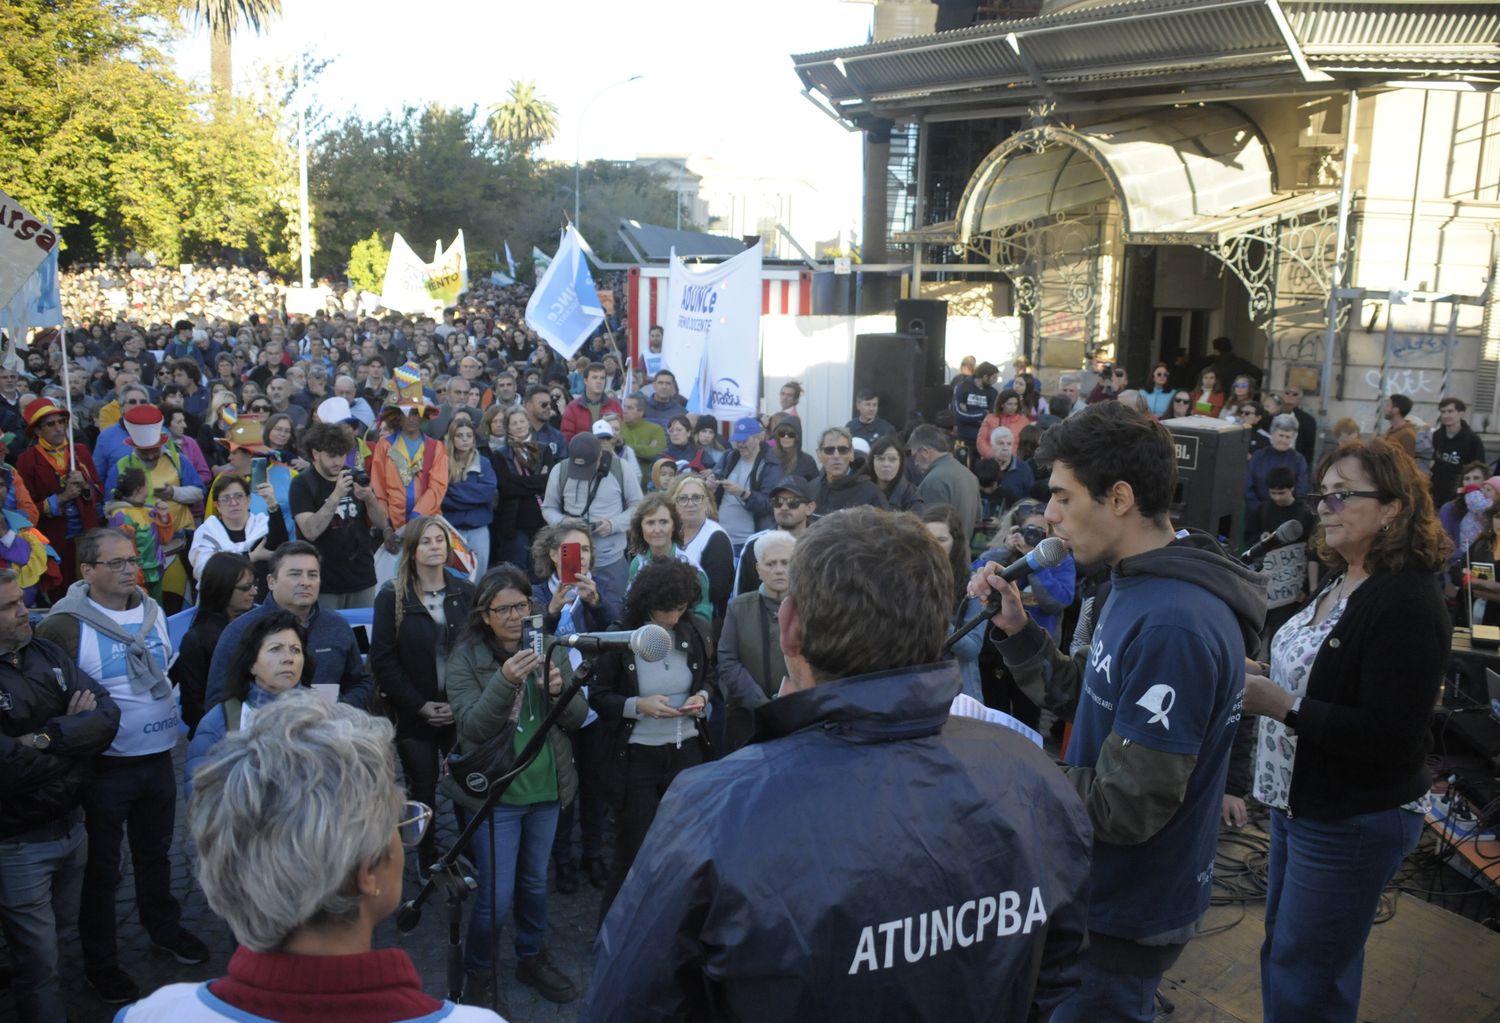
top-left (1221, 375), bottom-right (1256, 419)
top-left (1168, 389), bottom-right (1193, 419)
top-left (444, 565), bottom-right (586, 1008)
top-left (1238, 402), bottom-right (1272, 455)
top-left (811, 425), bottom-right (887, 514)
top-left (1142, 362), bottom-right (1176, 418)
top-left (769, 414), bottom-right (818, 480)
top-left (127, 694), bottom-right (502, 1023)
top-left (667, 474), bottom-right (734, 627)
top-left (1242, 441), bottom-right (1451, 1022)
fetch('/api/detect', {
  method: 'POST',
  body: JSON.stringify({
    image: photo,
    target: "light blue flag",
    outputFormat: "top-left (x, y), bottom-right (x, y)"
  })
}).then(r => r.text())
top-left (0, 240), bottom-right (60, 344)
top-left (504, 241), bottom-right (517, 280)
top-left (532, 245), bottom-right (552, 275)
top-left (524, 227), bottom-right (603, 359)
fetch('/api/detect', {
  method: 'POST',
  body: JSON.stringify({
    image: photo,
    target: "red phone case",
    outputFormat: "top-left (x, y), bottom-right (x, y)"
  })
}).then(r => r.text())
top-left (560, 542), bottom-right (582, 585)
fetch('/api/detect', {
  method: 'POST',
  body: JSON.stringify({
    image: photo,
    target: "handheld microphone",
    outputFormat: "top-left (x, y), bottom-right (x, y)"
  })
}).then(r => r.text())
top-left (1240, 519), bottom-right (1303, 564)
top-left (992, 536), bottom-right (1069, 586)
top-left (943, 537), bottom-right (1070, 654)
top-left (555, 623), bottom-right (672, 662)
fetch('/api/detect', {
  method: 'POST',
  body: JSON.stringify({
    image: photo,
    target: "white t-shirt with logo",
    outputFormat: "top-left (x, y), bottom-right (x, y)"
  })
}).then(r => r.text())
top-left (76, 600), bottom-right (177, 757)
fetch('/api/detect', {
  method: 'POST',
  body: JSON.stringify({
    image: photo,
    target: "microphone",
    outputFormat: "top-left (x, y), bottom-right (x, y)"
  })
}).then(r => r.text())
top-left (555, 623), bottom-right (672, 662)
top-left (1240, 519), bottom-right (1304, 564)
top-left (992, 536), bottom-right (1069, 585)
top-left (942, 537), bottom-right (1070, 654)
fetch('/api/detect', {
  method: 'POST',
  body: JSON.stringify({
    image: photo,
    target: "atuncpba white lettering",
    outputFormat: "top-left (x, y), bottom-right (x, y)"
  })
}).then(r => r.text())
top-left (848, 886), bottom-right (1048, 974)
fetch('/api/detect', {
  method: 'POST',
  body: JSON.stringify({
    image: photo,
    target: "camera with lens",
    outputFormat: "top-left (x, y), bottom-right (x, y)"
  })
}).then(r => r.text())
top-left (344, 467), bottom-right (371, 488)
top-left (1021, 524), bottom-right (1048, 548)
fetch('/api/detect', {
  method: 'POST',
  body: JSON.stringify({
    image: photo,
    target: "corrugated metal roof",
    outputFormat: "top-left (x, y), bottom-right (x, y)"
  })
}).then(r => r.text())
top-left (796, 0), bottom-right (1291, 104)
top-left (793, 0), bottom-right (1500, 125)
top-left (1287, 2), bottom-right (1500, 62)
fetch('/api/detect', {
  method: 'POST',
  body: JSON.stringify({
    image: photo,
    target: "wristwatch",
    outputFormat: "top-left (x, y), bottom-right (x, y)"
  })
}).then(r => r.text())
top-left (30, 729), bottom-right (54, 752)
top-left (1283, 696), bottom-right (1304, 734)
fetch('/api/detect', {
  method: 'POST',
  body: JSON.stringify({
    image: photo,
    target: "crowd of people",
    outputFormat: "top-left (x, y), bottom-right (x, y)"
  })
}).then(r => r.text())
top-left (0, 264), bottom-right (1473, 1023)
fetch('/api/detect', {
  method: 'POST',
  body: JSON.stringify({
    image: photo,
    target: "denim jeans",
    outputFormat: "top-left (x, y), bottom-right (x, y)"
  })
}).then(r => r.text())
top-left (79, 752), bottom-right (183, 971)
top-left (464, 800), bottom-right (560, 971)
top-left (0, 821), bottom-right (86, 1020)
top-left (458, 526), bottom-right (490, 580)
top-left (1261, 806), bottom-right (1422, 1022)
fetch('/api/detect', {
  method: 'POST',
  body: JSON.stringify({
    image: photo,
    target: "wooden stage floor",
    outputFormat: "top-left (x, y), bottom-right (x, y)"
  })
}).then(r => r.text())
top-left (1160, 829), bottom-right (1500, 1022)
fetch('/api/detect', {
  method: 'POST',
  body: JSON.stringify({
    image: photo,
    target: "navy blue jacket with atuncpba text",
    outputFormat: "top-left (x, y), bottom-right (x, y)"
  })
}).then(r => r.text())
top-left (581, 661), bottom-right (1093, 1022)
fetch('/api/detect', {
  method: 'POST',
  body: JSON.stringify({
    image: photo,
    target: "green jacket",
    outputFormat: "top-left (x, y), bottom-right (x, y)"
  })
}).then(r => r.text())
top-left (439, 634), bottom-right (588, 814)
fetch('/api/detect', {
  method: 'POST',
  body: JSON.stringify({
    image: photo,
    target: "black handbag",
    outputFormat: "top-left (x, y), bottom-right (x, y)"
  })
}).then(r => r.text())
top-left (445, 669), bottom-right (525, 800)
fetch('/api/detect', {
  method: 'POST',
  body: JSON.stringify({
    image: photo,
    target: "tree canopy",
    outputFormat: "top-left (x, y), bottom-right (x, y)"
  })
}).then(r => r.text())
top-left (2, 2), bottom-right (692, 281)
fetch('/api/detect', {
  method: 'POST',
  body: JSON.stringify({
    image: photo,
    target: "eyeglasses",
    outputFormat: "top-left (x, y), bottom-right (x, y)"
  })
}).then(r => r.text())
top-left (1173, 397), bottom-right (1191, 404)
top-left (771, 496), bottom-right (804, 509)
top-left (775, 430), bottom-right (796, 439)
top-left (249, 404), bottom-right (271, 413)
top-left (232, 582), bottom-right (257, 593)
top-left (676, 493), bottom-right (707, 505)
top-left (397, 800), bottom-right (433, 848)
top-left (123, 397), bottom-right (148, 407)
top-left (487, 600), bottom-right (531, 617)
top-left (87, 557), bottom-right (141, 572)
top-left (1304, 489), bottom-right (1382, 512)
top-left (821, 445), bottom-right (852, 456)
top-left (217, 491), bottom-right (248, 504)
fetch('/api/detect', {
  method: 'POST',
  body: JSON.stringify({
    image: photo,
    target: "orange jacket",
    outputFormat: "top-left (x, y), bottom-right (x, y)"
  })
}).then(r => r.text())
top-left (369, 433), bottom-right (449, 530)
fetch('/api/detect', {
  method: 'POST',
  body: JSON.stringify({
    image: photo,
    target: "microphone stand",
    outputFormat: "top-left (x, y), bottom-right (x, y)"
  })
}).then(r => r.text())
top-left (396, 640), bottom-right (592, 1006)
top-left (943, 598), bottom-right (1001, 655)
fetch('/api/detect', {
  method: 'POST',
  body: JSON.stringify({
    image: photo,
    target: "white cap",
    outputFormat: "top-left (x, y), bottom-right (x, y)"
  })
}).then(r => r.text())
top-left (316, 396), bottom-right (353, 424)
top-left (591, 418), bottom-right (616, 439)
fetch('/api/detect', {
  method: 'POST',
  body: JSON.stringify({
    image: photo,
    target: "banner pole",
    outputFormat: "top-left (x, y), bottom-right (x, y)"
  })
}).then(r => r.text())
top-left (57, 322), bottom-right (76, 472)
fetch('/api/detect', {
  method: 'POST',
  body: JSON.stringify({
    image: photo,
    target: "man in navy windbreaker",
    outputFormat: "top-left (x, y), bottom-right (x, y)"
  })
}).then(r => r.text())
top-left (582, 506), bottom-right (1092, 1022)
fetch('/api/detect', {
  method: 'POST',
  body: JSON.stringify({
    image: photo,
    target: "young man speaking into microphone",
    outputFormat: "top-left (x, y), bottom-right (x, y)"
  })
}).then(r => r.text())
top-left (971, 401), bottom-right (1265, 1022)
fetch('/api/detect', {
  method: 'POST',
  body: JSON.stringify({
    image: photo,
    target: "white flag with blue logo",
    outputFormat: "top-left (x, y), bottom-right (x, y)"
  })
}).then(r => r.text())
top-left (505, 241), bottom-right (517, 279)
top-left (662, 242), bottom-right (762, 418)
top-left (524, 227), bottom-right (603, 360)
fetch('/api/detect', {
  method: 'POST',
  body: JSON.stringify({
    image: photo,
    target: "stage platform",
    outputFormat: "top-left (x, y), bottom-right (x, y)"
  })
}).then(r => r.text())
top-left (1162, 826), bottom-right (1500, 1022)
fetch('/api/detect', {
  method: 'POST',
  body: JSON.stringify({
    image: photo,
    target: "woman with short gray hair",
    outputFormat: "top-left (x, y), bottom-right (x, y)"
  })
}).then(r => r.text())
top-left (119, 692), bottom-right (502, 1022)
top-left (1246, 413), bottom-right (1311, 542)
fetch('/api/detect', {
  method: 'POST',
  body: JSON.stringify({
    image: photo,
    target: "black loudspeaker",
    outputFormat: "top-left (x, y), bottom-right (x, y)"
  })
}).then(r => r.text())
top-left (895, 298), bottom-right (948, 386)
top-left (854, 333), bottom-right (925, 431)
top-left (1164, 418), bottom-right (1249, 545)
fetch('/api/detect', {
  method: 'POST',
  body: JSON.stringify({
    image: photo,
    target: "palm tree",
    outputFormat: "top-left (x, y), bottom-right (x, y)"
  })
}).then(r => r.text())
top-left (182, 0), bottom-right (283, 101)
top-left (486, 80), bottom-right (559, 151)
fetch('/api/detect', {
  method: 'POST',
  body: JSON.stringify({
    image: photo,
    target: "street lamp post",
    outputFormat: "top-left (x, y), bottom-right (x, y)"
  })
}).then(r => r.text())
top-left (574, 74), bottom-right (643, 228)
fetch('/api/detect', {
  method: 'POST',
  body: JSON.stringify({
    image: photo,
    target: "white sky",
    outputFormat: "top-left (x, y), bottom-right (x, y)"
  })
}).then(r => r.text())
top-left (169, 0), bottom-right (872, 246)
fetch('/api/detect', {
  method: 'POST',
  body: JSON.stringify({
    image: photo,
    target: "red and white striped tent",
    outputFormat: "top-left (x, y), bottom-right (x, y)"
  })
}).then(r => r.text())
top-left (624, 265), bottom-right (811, 366)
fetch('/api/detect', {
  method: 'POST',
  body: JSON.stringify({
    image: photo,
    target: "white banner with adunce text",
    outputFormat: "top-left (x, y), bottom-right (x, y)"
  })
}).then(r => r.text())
top-left (661, 243), bottom-right (762, 422)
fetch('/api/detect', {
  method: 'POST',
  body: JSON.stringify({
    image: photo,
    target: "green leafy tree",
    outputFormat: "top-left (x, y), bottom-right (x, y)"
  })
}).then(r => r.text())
top-left (180, 0), bottom-right (283, 101)
top-left (486, 80), bottom-right (559, 152)
top-left (1, 0), bottom-right (293, 265)
top-left (346, 231), bottom-right (391, 293)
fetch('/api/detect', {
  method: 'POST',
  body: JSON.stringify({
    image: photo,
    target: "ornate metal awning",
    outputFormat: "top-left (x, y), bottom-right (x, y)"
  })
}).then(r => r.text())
top-left (955, 106), bottom-right (1279, 243)
top-left (942, 106), bottom-right (1342, 326)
